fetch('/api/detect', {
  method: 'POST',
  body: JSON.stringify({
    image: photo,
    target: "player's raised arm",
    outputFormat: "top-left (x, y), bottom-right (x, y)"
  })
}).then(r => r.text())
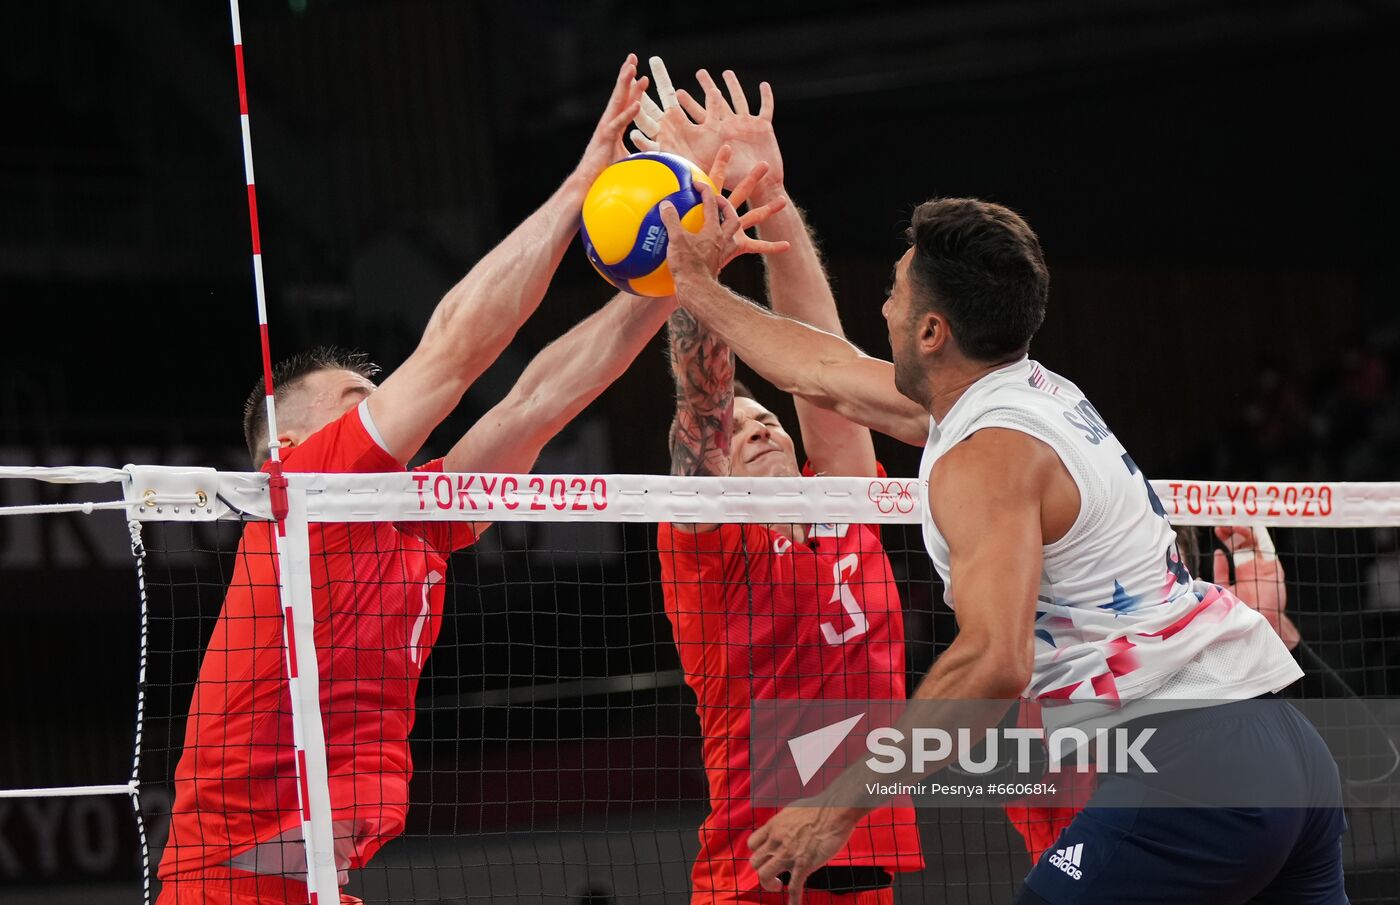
top-left (364, 56), bottom-right (648, 465)
top-left (444, 158), bottom-right (786, 520)
top-left (443, 293), bottom-right (675, 477)
top-left (662, 152), bottom-right (787, 486)
top-left (635, 59), bottom-right (876, 474)
top-left (667, 304), bottom-right (735, 483)
top-left (659, 185), bottom-right (929, 448)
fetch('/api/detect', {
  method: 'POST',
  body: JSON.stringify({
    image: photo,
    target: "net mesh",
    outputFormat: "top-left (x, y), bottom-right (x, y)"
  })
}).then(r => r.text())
top-left (135, 497), bottom-right (1400, 904)
top-left (3, 472), bottom-right (1399, 903)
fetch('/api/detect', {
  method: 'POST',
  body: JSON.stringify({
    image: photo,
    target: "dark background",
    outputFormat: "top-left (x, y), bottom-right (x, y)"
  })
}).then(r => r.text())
top-left (5, 0), bottom-right (1400, 480)
top-left (3, 1), bottom-right (1400, 901)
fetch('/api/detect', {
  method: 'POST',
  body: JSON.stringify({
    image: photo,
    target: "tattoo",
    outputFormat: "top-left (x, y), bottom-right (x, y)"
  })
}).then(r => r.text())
top-left (667, 307), bottom-right (734, 477)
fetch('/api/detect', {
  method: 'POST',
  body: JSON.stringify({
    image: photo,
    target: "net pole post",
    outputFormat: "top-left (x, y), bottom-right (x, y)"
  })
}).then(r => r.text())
top-left (276, 479), bottom-right (340, 901)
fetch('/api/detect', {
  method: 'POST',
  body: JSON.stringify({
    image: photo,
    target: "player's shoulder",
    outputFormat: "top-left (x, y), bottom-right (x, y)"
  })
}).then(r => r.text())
top-left (281, 400), bottom-right (400, 474)
top-left (936, 428), bottom-right (1058, 490)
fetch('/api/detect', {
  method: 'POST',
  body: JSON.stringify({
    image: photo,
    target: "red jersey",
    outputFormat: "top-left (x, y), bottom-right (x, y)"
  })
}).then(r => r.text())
top-left (159, 402), bottom-right (476, 878)
top-left (657, 518), bottom-right (924, 901)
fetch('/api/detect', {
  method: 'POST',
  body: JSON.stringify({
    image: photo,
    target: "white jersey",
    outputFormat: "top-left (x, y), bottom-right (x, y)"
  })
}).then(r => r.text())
top-left (918, 357), bottom-right (1301, 711)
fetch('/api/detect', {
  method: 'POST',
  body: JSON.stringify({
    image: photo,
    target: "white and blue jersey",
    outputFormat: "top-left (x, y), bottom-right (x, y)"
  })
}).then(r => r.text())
top-left (917, 357), bottom-right (1302, 711)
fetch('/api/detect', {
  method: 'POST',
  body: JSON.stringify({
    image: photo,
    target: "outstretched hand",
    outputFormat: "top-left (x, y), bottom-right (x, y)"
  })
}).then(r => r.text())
top-left (632, 57), bottom-right (783, 196)
top-left (1213, 525), bottom-right (1301, 650)
top-left (659, 157), bottom-right (790, 285)
top-left (574, 55), bottom-right (649, 185)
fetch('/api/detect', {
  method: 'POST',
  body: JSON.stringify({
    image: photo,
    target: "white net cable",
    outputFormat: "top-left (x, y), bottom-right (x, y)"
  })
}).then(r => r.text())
top-left (129, 518), bottom-right (154, 905)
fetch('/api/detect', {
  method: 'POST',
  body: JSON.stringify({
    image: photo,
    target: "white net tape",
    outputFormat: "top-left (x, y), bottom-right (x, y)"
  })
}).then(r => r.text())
top-left (3, 465), bottom-right (1397, 528)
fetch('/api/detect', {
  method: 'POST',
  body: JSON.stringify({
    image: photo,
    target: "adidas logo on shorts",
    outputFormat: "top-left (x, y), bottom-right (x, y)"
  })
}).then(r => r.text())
top-left (1048, 842), bottom-right (1084, 880)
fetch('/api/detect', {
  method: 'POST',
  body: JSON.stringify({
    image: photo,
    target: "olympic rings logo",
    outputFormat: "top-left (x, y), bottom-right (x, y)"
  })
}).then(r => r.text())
top-left (867, 480), bottom-right (917, 514)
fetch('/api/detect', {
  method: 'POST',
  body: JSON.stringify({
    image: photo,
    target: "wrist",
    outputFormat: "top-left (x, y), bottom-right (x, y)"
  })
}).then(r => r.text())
top-left (671, 261), bottom-right (718, 294)
top-left (748, 181), bottom-right (788, 208)
top-left (559, 168), bottom-right (596, 203)
top-left (820, 801), bottom-right (869, 833)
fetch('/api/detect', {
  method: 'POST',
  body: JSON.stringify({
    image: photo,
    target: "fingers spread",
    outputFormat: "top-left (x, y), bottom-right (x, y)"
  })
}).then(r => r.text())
top-left (676, 88), bottom-right (706, 122)
top-left (747, 238), bottom-right (791, 255)
top-left (759, 80), bottom-right (775, 121)
top-left (717, 195), bottom-right (741, 239)
top-left (728, 161), bottom-right (771, 209)
top-left (738, 196), bottom-right (785, 230)
top-left (629, 129), bottom-right (658, 152)
top-left (698, 181), bottom-right (719, 230)
top-left (649, 55), bottom-right (679, 110)
top-left (708, 145), bottom-right (732, 196)
top-left (605, 101), bottom-right (643, 139)
top-left (722, 69), bottom-right (750, 115)
top-left (637, 91), bottom-right (665, 131)
top-left (632, 112), bottom-right (660, 138)
top-left (609, 55), bottom-right (638, 108)
top-left (695, 68), bottom-right (731, 117)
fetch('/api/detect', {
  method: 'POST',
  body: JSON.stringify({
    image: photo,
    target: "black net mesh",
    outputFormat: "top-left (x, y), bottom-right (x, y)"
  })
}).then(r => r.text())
top-left (128, 516), bottom-right (1400, 904)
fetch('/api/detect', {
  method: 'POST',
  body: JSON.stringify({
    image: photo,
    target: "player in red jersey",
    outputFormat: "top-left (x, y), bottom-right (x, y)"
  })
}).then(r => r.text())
top-left (157, 57), bottom-right (788, 905)
top-left (639, 61), bottom-right (923, 904)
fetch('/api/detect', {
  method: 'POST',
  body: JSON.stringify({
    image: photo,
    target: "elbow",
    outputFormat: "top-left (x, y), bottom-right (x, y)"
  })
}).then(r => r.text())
top-left (956, 633), bottom-right (1034, 700)
top-left (504, 379), bottom-right (592, 440)
top-left (413, 334), bottom-right (477, 396)
top-left (775, 366), bottom-right (826, 401)
top-left (983, 662), bottom-right (1032, 701)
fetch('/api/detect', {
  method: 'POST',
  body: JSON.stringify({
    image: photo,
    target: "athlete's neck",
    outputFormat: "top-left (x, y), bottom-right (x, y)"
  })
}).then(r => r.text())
top-left (926, 354), bottom-right (1025, 423)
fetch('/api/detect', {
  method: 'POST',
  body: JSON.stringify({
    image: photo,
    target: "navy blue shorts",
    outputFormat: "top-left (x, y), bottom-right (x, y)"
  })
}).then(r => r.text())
top-left (1016, 697), bottom-right (1348, 905)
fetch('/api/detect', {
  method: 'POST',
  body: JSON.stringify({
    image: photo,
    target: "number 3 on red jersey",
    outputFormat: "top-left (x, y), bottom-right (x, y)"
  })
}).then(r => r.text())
top-left (821, 553), bottom-right (869, 645)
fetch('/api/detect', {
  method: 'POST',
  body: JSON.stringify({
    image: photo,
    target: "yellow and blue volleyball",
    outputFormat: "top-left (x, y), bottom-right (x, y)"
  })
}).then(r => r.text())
top-left (580, 152), bottom-right (715, 297)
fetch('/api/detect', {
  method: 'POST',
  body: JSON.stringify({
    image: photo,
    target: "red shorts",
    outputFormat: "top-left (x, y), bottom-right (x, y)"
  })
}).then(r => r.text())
top-left (156, 867), bottom-right (364, 905)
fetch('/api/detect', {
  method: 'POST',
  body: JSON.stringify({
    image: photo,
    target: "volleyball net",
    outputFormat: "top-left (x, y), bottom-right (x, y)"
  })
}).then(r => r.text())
top-left (2, 466), bottom-right (1399, 904)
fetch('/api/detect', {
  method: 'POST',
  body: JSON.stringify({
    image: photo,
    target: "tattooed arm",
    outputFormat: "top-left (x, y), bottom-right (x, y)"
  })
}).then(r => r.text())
top-left (667, 306), bottom-right (735, 533)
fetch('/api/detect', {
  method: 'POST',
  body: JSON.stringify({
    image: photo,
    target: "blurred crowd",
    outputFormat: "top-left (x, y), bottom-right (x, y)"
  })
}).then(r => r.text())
top-left (1210, 315), bottom-right (1400, 483)
top-left (1203, 313), bottom-right (1400, 616)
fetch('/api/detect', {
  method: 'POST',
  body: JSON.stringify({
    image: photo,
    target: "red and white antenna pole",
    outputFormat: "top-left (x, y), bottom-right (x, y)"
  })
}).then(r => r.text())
top-left (228, 0), bottom-right (289, 526)
top-left (226, 4), bottom-right (339, 902)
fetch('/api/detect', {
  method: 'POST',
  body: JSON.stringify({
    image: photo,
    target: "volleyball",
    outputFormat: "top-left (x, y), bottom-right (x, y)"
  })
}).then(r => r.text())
top-left (580, 152), bottom-right (715, 297)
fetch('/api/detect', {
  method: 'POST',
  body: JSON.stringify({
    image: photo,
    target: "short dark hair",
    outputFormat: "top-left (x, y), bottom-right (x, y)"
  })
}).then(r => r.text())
top-left (242, 346), bottom-right (380, 467)
top-left (732, 378), bottom-right (756, 401)
top-left (905, 198), bottom-right (1049, 362)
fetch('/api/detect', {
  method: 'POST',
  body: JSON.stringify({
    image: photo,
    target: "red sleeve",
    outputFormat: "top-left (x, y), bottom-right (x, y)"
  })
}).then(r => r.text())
top-left (275, 401), bottom-right (400, 475)
top-left (801, 460), bottom-right (888, 478)
top-left (395, 457), bottom-right (479, 553)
